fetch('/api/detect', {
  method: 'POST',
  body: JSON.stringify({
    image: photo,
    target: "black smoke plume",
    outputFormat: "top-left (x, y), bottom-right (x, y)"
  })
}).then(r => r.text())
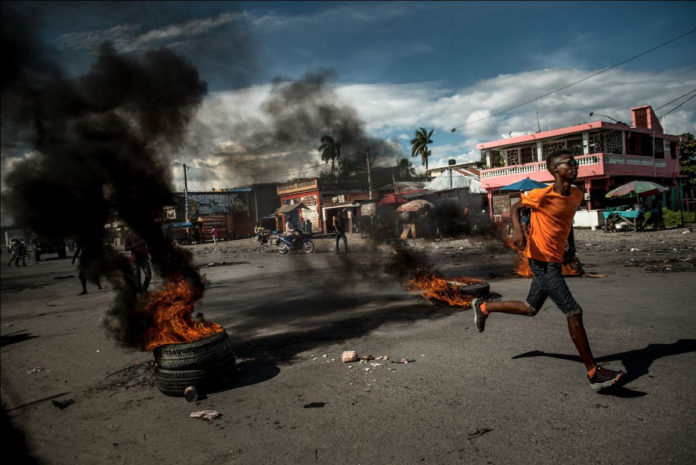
top-left (185, 70), bottom-right (402, 185)
top-left (1, 7), bottom-right (208, 349)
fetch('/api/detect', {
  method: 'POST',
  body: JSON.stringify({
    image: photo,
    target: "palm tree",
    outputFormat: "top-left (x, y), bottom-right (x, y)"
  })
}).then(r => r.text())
top-left (410, 127), bottom-right (434, 170)
top-left (397, 157), bottom-right (417, 178)
top-left (319, 135), bottom-right (341, 176)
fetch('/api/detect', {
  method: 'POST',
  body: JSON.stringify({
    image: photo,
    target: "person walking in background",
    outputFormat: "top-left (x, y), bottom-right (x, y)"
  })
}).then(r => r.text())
top-left (124, 230), bottom-right (152, 293)
top-left (471, 149), bottom-right (625, 392)
top-left (72, 240), bottom-right (102, 295)
top-left (333, 208), bottom-right (348, 253)
top-left (211, 227), bottom-right (219, 245)
top-left (7, 239), bottom-right (26, 266)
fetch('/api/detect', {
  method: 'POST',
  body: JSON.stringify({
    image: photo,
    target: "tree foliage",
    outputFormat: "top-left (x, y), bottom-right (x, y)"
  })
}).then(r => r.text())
top-left (410, 127), bottom-right (434, 170)
top-left (319, 135), bottom-right (341, 176)
top-left (397, 157), bottom-right (417, 178)
top-left (679, 132), bottom-right (696, 196)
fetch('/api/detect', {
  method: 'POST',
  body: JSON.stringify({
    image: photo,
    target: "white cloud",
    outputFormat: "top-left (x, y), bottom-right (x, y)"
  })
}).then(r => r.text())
top-left (337, 67), bottom-right (696, 139)
top-left (56, 11), bottom-right (245, 53)
top-left (129, 12), bottom-right (244, 51)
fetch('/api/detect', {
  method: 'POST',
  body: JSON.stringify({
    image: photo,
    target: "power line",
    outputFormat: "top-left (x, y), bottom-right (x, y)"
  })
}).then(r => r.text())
top-left (658, 93), bottom-right (696, 120)
top-left (654, 89), bottom-right (696, 111)
top-left (445, 27), bottom-right (696, 134)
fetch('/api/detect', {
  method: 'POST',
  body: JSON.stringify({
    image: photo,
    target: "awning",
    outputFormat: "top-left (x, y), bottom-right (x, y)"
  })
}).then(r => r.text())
top-left (162, 221), bottom-right (192, 230)
top-left (274, 202), bottom-right (309, 215)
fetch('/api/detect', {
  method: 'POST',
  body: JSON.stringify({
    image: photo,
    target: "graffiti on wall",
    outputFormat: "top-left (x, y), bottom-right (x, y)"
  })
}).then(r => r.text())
top-left (301, 195), bottom-right (320, 228)
top-left (189, 193), bottom-right (247, 215)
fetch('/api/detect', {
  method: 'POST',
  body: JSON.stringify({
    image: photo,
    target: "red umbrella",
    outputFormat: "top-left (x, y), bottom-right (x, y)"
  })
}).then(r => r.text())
top-left (396, 199), bottom-right (434, 212)
top-left (605, 180), bottom-right (668, 199)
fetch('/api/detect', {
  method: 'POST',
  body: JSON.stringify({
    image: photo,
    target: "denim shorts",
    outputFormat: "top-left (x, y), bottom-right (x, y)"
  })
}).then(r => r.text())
top-left (525, 258), bottom-right (582, 317)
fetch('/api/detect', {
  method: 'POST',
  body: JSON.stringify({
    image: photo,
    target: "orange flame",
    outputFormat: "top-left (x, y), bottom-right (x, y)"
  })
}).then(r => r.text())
top-left (141, 280), bottom-right (223, 351)
top-left (407, 273), bottom-right (484, 307)
top-left (504, 238), bottom-right (582, 277)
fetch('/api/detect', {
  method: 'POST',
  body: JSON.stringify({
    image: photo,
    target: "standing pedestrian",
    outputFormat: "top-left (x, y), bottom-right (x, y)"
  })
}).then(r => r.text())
top-left (124, 230), bottom-right (152, 293)
top-left (471, 150), bottom-right (625, 391)
top-left (333, 209), bottom-right (348, 253)
top-left (211, 227), bottom-right (218, 245)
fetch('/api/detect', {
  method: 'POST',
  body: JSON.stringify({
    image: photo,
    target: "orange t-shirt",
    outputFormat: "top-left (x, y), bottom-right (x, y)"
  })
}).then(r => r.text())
top-left (520, 185), bottom-right (582, 263)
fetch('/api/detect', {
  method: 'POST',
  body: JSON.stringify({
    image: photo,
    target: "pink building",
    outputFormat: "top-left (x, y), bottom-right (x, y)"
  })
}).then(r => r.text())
top-left (477, 105), bottom-right (683, 220)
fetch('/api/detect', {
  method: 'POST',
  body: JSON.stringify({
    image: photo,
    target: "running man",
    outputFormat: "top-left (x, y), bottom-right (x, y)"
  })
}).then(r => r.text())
top-left (472, 149), bottom-right (625, 391)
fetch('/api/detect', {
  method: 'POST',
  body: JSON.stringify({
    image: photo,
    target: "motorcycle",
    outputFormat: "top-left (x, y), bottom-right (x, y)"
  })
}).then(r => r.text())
top-left (274, 233), bottom-right (315, 254)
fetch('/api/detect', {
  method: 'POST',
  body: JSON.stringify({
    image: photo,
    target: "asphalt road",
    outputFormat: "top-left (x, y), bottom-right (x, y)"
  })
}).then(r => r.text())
top-left (2, 230), bottom-right (695, 465)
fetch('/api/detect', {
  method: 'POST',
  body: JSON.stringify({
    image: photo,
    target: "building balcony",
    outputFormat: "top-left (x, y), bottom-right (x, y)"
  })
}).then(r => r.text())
top-left (480, 152), bottom-right (680, 190)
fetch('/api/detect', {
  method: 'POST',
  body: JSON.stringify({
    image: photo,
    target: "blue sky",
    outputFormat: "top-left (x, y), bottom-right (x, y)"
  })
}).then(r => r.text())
top-left (3, 1), bottom-right (696, 190)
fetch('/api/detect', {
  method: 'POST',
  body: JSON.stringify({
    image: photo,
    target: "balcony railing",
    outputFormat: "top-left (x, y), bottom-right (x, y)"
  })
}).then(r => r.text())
top-left (481, 163), bottom-right (536, 179)
top-left (481, 152), bottom-right (677, 182)
top-left (482, 154), bottom-right (603, 179)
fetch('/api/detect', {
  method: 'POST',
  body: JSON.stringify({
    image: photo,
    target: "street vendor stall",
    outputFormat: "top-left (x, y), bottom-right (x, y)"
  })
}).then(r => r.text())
top-left (603, 209), bottom-right (644, 231)
top-left (604, 181), bottom-right (668, 232)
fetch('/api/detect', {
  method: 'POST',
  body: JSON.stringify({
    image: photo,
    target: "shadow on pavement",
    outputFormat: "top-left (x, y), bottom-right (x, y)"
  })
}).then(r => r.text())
top-left (228, 300), bottom-right (452, 364)
top-left (1, 407), bottom-right (45, 464)
top-left (0, 331), bottom-right (38, 347)
top-left (511, 338), bottom-right (696, 396)
top-left (229, 360), bottom-right (281, 389)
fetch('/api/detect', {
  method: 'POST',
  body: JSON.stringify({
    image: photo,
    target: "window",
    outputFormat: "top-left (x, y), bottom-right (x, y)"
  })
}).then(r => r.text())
top-left (654, 138), bottom-right (664, 159)
top-left (589, 132), bottom-right (603, 153)
top-left (542, 141), bottom-right (565, 160)
top-left (566, 138), bottom-right (584, 156)
top-left (506, 148), bottom-right (520, 165)
top-left (603, 131), bottom-right (623, 154)
top-left (520, 145), bottom-right (536, 164)
top-left (639, 134), bottom-right (653, 156)
top-left (490, 150), bottom-right (504, 167)
top-left (626, 132), bottom-right (638, 154)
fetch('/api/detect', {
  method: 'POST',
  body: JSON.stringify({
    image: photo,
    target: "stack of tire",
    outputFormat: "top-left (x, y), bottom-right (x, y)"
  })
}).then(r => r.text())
top-left (153, 331), bottom-right (237, 396)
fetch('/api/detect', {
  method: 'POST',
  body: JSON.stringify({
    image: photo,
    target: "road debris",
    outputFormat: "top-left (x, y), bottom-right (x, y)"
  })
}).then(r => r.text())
top-left (303, 402), bottom-right (325, 408)
top-left (199, 261), bottom-right (250, 268)
top-left (341, 351), bottom-right (358, 363)
top-left (391, 358), bottom-right (415, 364)
top-left (190, 410), bottom-right (221, 421)
top-left (26, 367), bottom-right (44, 375)
top-left (51, 399), bottom-right (74, 409)
top-left (184, 386), bottom-right (198, 402)
top-left (468, 427), bottom-right (493, 439)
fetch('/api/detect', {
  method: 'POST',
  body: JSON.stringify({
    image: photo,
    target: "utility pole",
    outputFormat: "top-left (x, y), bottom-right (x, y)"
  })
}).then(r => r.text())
top-left (254, 189), bottom-right (259, 225)
top-left (392, 173), bottom-right (400, 194)
top-left (183, 163), bottom-right (189, 222)
top-left (366, 148), bottom-right (373, 200)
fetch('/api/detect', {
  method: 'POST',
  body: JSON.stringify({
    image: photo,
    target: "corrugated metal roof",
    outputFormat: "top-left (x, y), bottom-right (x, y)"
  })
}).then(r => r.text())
top-left (426, 171), bottom-right (486, 193)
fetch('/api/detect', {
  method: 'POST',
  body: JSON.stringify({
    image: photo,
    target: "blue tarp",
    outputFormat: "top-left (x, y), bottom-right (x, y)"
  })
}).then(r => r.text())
top-left (500, 178), bottom-right (548, 192)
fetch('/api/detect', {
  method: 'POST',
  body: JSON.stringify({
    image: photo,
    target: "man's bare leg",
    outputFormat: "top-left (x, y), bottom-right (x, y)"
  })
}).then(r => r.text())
top-left (476, 301), bottom-right (596, 370)
top-left (483, 300), bottom-right (534, 316)
top-left (567, 314), bottom-right (596, 371)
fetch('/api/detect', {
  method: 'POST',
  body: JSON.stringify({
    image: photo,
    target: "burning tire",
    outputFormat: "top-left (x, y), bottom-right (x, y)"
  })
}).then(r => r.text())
top-left (153, 332), bottom-right (237, 396)
top-left (154, 331), bottom-right (234, 370)
top-left (447, 280), bottom-right (490, 297)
